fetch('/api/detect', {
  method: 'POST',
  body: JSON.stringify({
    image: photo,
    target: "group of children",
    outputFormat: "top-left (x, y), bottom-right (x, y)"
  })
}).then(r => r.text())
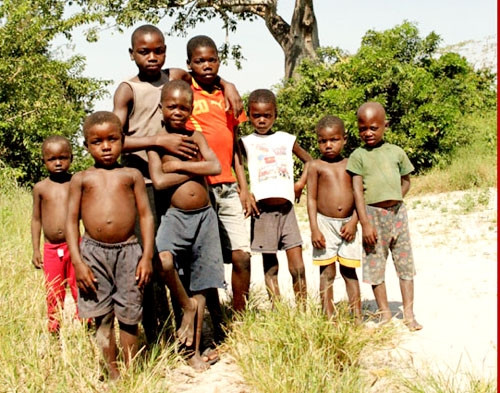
top-left (31, 24), bottom-right (422, 379)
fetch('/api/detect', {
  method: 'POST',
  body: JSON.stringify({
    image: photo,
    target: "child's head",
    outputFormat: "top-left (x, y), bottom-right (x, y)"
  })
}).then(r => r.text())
top-left (248, 89), bottom-right (277, 135)
top-left (160, 80), bottom-right (194, 131)
top-left (83, 111), bottom-right (123, 167)
top-left (186, 35), bottom-right (220, 87)
top-left (315, 115), bottom-right (346, 160)
top-left (356, 102), bottom-right (388, 147)
top-left (129, 24), bottom-right (166, 77)
top-left (41, 135), bottom-right (72, 175)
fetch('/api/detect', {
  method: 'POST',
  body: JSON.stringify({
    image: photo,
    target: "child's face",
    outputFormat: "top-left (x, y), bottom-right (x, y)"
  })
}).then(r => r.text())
top-left (129, 32), bottom-right (166, 77)
top-left (187, 46), bottom-right (220, 86)
top-left (248, 101), bottom-right (276, 135)
top-left (42, 142), bottom-right (72, 175)
top-left (357, 108), bottom-right (387, 147)
top-left (161, 88), bottom-right (193, 131)
top-left (317, 126), bottom-right (345, 160)
top-left (84, 122), bottom-right (123, 167)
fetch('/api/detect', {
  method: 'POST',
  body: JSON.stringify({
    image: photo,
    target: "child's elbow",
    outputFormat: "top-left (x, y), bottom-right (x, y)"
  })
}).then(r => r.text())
top-left (210, 161), bottom-right (222, 176)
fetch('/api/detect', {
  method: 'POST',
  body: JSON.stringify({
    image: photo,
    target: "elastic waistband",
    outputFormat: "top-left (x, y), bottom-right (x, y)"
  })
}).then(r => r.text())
top-left (44, 241), bottom-right (68, 250)
top-left (167, 204), bottom-right (211, 215)
top-left (367, 201), bottom-right (403, 211)
top-left (317, 212), bottom-right (352, 222)
top-left (82, 235), bottom-right (139, 249)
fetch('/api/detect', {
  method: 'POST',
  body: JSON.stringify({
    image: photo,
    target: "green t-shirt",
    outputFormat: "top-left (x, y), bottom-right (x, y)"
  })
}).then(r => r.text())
top-left (346, 142), bottom-right (414, 205)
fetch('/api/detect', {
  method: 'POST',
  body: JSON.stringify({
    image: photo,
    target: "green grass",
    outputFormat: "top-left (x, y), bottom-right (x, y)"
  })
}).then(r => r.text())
top-left (411, 110), bottom-right (497, 195)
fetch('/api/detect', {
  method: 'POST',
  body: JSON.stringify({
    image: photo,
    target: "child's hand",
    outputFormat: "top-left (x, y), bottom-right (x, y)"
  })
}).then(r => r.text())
top-left (340, 220), bottom-right (357, 243)
top-left (239, 188), bottom-right (259, 218)
top-left (294, 182), bottom-right (304, 203)
top-left (32, 251), bottom-right (43, 269)
top-left (361, 222), bottom-right (377, 246)
top-left (156, 133), bottom-right (198, 159)
top-left (74, 261), bottom-right (97, 294)
top-left (135, 257), bottom-right (152, 290)
top-left (311, 229), bottom-right (326, 249)
top-left (223, 82), bottom-right (243, 117)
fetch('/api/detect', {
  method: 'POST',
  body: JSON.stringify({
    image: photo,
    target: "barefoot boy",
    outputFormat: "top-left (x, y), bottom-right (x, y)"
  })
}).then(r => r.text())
top-left (113, 24), bottom-right (242, 342)
top-left (347, 102), bottom-right (422, 331)
top-left (306, 116), bottom-right (361, 320)
top-left (240, 89), bottom-right (312, 305)
top-left (31, 135), bottom-right (79, 333)
top-left (66, 111), bottom-right (154, 379)
top-left (148, 80), bottom-right (224, 370)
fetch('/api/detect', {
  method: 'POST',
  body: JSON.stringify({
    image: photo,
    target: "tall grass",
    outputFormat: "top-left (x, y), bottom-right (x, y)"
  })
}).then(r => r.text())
top-left (411, 110), bottom-right (497, 194)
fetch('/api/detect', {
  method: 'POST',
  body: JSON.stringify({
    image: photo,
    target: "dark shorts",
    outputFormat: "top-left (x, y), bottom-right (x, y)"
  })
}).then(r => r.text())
top-left (156, 205), bottom-right (225, 292)
top-left (78, 236), bottom-right (143, 325)
top-left (251, 201), bottom-right (303, 253)
top-left (362, 202), bottom-right (416, 285)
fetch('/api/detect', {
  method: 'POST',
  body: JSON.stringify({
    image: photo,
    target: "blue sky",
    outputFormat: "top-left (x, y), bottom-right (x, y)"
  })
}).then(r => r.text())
top-left (56, 1), bottom-right (497, 110)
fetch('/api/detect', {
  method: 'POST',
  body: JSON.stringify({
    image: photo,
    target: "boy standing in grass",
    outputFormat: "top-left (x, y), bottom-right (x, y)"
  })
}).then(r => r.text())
top-left (31, 135), bottom-right (79, 334)
top-left (148, 80), bottom-right (224, 370)
top-left (347, 102), bottom-right (422, 331)
top-left (66, 111), bottom-right (154, 379)
top-left (306, 116), bottom-right (361, 321)
top-left (113, 25), bottom-right (242, 342)
top-left (240, 89), bottom-right (312, 305)
top-left (185, 35), bottom-right (252, 313)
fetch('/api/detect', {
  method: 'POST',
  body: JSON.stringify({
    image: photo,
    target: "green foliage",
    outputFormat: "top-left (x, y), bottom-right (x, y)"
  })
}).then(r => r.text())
top-left (271, 22), bottom-right (496, 172)
top-left (0, 0), bottom-right (109, 185)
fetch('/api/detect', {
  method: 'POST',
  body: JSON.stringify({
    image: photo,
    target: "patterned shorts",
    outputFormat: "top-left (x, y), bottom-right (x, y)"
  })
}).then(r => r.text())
top-left (362, 202), bottom-right (415, 285)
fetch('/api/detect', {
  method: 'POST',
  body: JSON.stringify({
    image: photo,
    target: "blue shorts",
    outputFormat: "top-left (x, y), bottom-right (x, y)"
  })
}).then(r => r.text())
top-left (156, 205), bottom-right (225, 292)
top-left (78, 236), bottom-right (143, 325)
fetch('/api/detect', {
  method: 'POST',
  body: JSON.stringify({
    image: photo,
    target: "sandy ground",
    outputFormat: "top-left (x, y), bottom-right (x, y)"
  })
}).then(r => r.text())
top-left (166, 188), bottom-right (497, 392)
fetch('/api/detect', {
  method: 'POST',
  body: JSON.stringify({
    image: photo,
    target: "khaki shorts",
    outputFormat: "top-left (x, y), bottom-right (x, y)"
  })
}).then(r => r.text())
top-left (209, 183), bottom-right (251, 263)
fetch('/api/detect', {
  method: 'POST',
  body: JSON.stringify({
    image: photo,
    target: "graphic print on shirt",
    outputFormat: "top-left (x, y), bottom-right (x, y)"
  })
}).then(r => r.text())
top-left (255, 143), bottom-right (291, 183)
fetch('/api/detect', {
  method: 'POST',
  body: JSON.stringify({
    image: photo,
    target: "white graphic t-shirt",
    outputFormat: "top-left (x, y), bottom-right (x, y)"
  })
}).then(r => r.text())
top-left (242, 131), bottom-right (296, 203)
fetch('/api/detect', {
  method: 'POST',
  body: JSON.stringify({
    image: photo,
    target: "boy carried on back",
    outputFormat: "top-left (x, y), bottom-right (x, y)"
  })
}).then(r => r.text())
top-left (347, 102), bottom-right (422, 331)
top-left (148, 80), bottom-right (225, 370)
top-left (31, 135), bottom-right (79, 334)
top-left (240, 89), bottom-right (312, 305)
top-left (66, 112), bottom-right (154, 380)
top-left (306, 116), bottom-right (361, 321)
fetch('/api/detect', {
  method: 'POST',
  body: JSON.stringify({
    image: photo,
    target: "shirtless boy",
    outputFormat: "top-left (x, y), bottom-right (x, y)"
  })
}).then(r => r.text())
top-left (306, 116), bottom-right (361, 320)
top-left (66, 111), bottom-right (154, 379)
top-left (148, 80), bottom-right (224, 370)
top-left (31, 135), bottom-right (79, 333)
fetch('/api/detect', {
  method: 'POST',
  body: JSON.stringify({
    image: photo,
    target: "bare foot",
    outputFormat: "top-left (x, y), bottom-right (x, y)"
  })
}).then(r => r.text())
top-left (177, 298), bottom-right (197, 347)
top-left (201, 348), bottom-right (220, 365)
top-left (404, 318), bottom-right (423, 331)
top-left (188, 353), bottom-right (210, 372)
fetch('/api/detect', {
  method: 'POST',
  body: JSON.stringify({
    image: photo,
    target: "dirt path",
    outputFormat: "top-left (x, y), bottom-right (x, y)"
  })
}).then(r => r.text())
top-left (167, 188), bottom-right (497, 392)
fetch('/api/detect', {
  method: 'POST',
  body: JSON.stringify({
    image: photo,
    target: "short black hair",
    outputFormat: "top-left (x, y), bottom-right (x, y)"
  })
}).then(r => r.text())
top-left (315, 115), bottom-right (345, 135)
top-left (186, 35), bottom-right (217, 60)
top-left (42, 135), bottom-right (71, 154)
top-left (161, 79), bottom-right (194, 104)
top-left (82, 111), bottom-right (122, 141)
top-left (248, 89), bottom-right (277, 113)
top-left (131, 24), bottom-right (164, 47)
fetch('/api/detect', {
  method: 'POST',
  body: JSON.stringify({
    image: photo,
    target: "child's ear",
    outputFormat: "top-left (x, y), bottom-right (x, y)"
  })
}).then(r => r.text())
top-left (186, 59), bottom-right (191, 70)
top-left (129, 48), bottom-right (134, 60)
top-left (385, 120), bottom-right (389, 128)
top-left (70, 153), bottom-right (73, 163)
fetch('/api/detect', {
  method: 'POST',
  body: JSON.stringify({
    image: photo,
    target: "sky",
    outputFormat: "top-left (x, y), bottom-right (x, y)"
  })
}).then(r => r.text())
top-left (55, 0), bottom-right (497, 111)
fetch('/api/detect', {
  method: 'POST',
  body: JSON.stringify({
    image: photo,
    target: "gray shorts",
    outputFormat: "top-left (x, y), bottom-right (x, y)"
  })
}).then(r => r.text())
top-left (156, 206), bottom-right (225, 292)
top-left (251, 201), bottom-right (303, 253)
top-left (78, 236), bottom-right (143, 325)
top-left (209, 183), bottom-right (251, 263)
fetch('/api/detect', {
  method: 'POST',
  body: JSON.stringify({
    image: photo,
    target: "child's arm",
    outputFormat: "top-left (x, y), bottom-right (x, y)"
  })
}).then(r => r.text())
top-left (219, 78), bottom-right (243, 117)
top-left (293, 142), bottom-right (313, 202)
top-left (294, 161), bottom-right (309, 203)
top-left (401, 174), bottom-right (411, 197)
top-left (113, 83), bottom-right (198, 159)
top-left (66, 173), bottom-right (98, 294)
top-left (306, 162), bottom-right (326, 249)
top-left (148, 149), bottom-right (193, 190)
top-left (132, 171), bottom-right (154, 289)
top-left (31, 184), bottom-right (43, 269)
top-left (234, 136), bottom-right (258, 217)
top-left (352, 175), bottom-right (377, 246)
top-left (292, 141), bottom-right (313, 164)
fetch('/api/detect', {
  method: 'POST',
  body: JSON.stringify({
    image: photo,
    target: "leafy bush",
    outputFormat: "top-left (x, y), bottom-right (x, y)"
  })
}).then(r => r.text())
top-left (256, 22), bottom-right (496, 173)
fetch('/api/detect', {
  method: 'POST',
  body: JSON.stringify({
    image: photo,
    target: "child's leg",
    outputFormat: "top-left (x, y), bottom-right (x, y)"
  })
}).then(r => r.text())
top-left (285, 246), bottom-right (307, 304)
top-left (43, 245), bottom-right (67, 333)
top-left (371, 282), bottom-right (392, 323)
top-left (158, 251), bottom-right (197, 346)
top-left (118, 322), bottom-right (139, 368)
top-left (399, 278), bottom-right (422, 331)
top-left (263, 253), bottom-right (281, 303)
top-left (65, 252), bottom-right (79, 319)
top-left (339, 265), bottom-right (362, 322)
top-left (95, 312), bottom-right (119, 380)
top-left (319, 264), bottom-right (336, 319)
top-left (205, 288), bottom-right (225, 344)
top-left (231, 250), bottom-right (251, 312)
top-left (187, 292), bottom-right (210, 371)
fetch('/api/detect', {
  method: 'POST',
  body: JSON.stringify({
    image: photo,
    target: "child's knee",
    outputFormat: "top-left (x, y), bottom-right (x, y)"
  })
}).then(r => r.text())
top-left (339, 265), bottom-right (358, 281)
top-left (232, 250), bottom-right (250, 272)
top-left (289, 265), bottom-right (306, 281)
top-left (320, 265), bottom-right (336, 283)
